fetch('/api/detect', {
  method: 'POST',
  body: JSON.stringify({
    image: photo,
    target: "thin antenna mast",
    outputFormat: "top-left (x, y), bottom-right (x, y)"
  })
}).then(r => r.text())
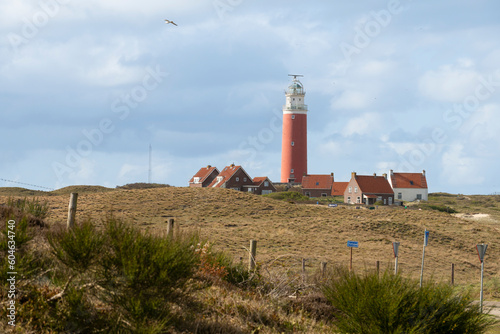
top-left (148, 144), bottom-right (152, 184)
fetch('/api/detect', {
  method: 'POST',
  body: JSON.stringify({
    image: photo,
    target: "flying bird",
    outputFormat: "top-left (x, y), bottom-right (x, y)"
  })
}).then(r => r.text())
top-left (164, 20), bottom-right (177, 26)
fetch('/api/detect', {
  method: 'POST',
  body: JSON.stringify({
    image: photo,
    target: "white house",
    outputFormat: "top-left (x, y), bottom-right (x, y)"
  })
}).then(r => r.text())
top-left (388, 170), bottom-right (428, 202)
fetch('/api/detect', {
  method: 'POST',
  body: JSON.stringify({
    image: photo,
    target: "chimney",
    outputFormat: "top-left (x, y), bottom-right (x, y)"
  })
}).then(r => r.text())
top-left (230, 163), bottom-right (235, 167)
top-left (373, 173), bottom-right (377, 178)
top-left (383, 173), bottom-right (387, 179)
top-left (422, 170), bottom-right (426, 176)
top-left (207, 165), bottom-right (211, 168)
top-left (390, 169), bottom-right (394, 175)
top-left (351, 172), bottom-right (357, 179)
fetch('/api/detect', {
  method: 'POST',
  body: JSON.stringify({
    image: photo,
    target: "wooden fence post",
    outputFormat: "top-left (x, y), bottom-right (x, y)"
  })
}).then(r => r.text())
top-left (249, 240), bottom-right (257, 271)
top-left (376, 260), bottom-right (380, 277)
top-left (166, 218), bottom-right (174, 238)
top-left (451, 263), bottom-right (455, 285)
top-left (320, 262), bottom-right (327, 277)
top-left (67, 193), bottom-right (78, 229)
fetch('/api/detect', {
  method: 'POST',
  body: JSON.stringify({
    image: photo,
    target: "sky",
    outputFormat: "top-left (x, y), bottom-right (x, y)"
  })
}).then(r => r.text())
top-left (1, 0), bottom-right (500, 194)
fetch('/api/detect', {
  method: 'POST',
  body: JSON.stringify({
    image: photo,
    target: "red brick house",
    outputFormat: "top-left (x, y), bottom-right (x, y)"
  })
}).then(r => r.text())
top-left (344, 172), bottom-right (394, 205)
top-left (243, 177), bottom-right (277, 195)
top-left (302, 173), bottom-right (335, 197)
top-left (188, 165), bottom-right (219, 187)
top-left (207, 164), bottom-right (255, 190)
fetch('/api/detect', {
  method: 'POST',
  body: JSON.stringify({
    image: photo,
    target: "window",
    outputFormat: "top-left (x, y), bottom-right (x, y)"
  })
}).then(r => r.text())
top-left (291, 115), bottom-right (295, 119)
top-left (291, 141), bottom-right (294, 146)
top-left (377, 196), bottom-right (382, 202)
top-left (291, 169), bottom-right (294, 173)
top-left (299, 98), bottom-right (301, 101)
top-left (236, 177), bottom-right (239, 181)
top-left (384, 199), bottom-right (387, 205)
top-left (347, 196), bottom-right (351, 203)
top-left (321, 193), bottom-right (327, 197)
top-left (357, 197), bottom-right (361, 203)
top-left (264, 181), bottom-right (269, 187)
top-left (193, 177), bottom-right (200, 183)
top-left (293, 98), bottom-right (295, 101)
top-left (216, 176), bottom-right (223, 182)
top-left (305, 192), bottom-right (311, 197)
top-left (348, 186), bottom-right (352, 193)
top-left (316, 182), bottom-right (319, 186)
top-left (243, 177), bottom-right (247, 182)
top-left (354, 187), bottom-right (358, 193)
top-left (398, 192), bottom-right (402, 199)
top-left (416, 194), bottom-right (422, 200)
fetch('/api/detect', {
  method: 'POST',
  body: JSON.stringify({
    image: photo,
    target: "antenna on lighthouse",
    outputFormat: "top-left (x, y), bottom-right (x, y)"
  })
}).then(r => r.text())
top-left (288, 74), bottom-right (303, 80)
top-left (148, 144), bottom-right (152, 184)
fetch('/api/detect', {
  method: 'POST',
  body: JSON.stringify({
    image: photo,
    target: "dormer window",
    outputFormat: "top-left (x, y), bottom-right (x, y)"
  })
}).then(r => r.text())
top-left (217, 176), bottom-right (223, 182)
top-left (193, 177), bottom-right (200, 184)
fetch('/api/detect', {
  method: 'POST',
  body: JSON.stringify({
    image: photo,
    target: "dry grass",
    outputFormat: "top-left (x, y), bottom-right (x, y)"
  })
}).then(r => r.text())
top-left (1, 186), bottom-right (500, 333)
top-left (0, 187), bottom-right (498, 288)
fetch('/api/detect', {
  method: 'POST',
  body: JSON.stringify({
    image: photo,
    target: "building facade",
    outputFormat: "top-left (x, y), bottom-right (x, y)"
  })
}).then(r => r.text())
top-left (388, 170), bottom-right (428, 201)
top-left (344, 172), bottom-right (394, 205)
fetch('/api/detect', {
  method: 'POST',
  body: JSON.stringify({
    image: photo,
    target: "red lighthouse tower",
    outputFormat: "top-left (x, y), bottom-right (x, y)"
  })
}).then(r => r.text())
top-left (281, 75), bottom-right (308, 183)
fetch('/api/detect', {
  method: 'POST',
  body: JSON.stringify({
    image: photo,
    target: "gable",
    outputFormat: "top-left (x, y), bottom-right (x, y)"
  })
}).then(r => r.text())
top-left (189, 166), bottom-right (219, 183)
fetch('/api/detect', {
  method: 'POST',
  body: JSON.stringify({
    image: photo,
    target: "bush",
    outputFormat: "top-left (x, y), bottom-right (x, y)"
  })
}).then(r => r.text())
top-left (43, 217), bottom-right (200, 332)
top-left (322, 267), bottom-right (497, 333)
top-left (425, 204), bottom-right (458, 213)
top-left (263, 191), bottom-right (310, 202)
top-left (7, 197), bottom-right (49, 220)
top-left (48, 220), bottom-right (104, 273)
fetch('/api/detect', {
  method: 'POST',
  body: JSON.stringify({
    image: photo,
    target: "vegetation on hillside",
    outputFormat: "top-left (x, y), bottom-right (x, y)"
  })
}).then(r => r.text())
top-left (1, 196), bottom-right (499, 333)
top-left (323, 267), bottom-right (497, 333)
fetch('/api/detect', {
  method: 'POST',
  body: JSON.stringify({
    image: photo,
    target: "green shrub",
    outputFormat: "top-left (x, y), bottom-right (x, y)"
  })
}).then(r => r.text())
top-left (48, 220), bottom-right (104, 273)
top-left (263, 191), bottom-right (310, 202)
top-left (7, 197), bottom-right (49, 219)
top-left (322, 267), bottom-right (497, 333)
top-left (425, 204), bottom-right (458, 213)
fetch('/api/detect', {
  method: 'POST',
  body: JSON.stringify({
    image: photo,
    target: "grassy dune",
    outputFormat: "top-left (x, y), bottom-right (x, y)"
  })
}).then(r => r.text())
top-left (1, 187), bottom-right (499, 287)
top-left (1, 186), bottom-right (499, 333)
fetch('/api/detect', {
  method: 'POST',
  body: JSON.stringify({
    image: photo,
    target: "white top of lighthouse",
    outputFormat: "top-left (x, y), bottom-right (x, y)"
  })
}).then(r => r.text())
top-left (283, 74), bottom-right (307, 113)
top-left (286, 74), bottom-right (305, 95)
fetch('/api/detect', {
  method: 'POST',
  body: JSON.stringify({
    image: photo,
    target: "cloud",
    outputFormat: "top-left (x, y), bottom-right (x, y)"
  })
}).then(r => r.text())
top-left (418, 61), bottom-right (480, 102)
top-left (341, 112), bottom-right (381, 136)
top-left (441, 144), bottom-right (483, 186)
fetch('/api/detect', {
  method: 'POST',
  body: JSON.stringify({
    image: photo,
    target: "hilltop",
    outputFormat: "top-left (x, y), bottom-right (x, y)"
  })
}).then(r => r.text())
top-left (1, 186), bottom-right (499, 286)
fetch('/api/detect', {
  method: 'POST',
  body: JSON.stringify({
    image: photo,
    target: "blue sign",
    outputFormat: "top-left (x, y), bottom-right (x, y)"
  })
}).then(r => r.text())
top-left (328, 203), bottom-right (338, 208)
top-left (424, 230), bottom-right (429, 246)
top-left (347, 240), bottom-right (359, 248)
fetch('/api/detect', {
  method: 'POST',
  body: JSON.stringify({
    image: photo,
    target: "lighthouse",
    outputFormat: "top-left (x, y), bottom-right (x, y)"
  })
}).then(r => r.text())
top-left (280, 75), bottom-right (308, 183)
